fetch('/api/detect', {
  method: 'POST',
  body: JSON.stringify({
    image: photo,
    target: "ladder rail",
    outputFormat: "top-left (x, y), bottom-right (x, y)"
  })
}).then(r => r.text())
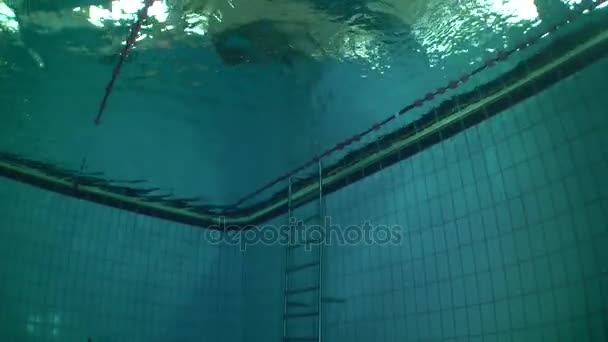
top-left (316, 160), bottom-right (323, 342)
top-left (282, 177), bottom-right (294, 341)
top-left (283, 161), bottom-right (324, 342)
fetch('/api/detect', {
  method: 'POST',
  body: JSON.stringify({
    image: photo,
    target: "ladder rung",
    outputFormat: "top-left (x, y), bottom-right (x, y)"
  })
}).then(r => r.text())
top-left (288, 239), bottom-right (321, 250)
top-left (285, 311), bottom-right (319, 318)
top-left (286, 286), bottom-right (320, 295)
top-left (286, 261), bottom-right (319, 273)
top-left (287, 301), bottom-right (310, 307)
top-left (284, 338), bottom-right (318, 342)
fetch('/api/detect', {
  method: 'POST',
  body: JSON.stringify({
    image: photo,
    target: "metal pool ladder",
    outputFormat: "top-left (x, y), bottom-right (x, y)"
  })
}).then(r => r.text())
top-left (282, 161), bottom-right (324, 342)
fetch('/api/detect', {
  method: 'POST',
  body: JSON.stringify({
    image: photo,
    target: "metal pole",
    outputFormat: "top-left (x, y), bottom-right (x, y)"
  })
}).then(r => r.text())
top-left (317, 161), bottom-right (323, 342)
top-left (283, 177), bottom-right (293, 340)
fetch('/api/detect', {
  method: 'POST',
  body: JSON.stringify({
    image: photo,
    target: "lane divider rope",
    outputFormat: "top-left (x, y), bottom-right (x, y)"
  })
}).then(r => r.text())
top-left (94, 0), bottom-right (157, 125)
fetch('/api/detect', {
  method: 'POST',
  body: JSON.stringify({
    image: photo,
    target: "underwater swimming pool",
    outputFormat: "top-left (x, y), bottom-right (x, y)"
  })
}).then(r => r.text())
top-left (0, 0), bottom-right (607, 341)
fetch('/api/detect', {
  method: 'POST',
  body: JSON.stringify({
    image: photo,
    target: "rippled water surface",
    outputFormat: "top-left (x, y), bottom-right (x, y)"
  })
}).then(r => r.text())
top-left (0, 1), bottom-right (566, 69)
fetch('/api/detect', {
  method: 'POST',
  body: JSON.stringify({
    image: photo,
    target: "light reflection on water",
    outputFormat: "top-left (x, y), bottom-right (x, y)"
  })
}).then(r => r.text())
top-left (412, 0), bottom-right (540, 67)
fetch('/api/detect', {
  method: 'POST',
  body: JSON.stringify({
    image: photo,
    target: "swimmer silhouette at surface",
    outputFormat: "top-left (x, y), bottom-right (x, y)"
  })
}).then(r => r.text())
top-left (178, 0), bottom-right (430, 67)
